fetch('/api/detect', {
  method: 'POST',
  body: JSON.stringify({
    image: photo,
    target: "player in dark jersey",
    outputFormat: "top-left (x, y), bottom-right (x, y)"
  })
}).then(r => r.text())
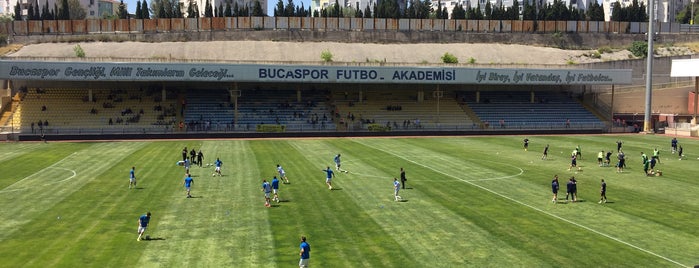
top-left (599, 179), bottom-right (607, 204)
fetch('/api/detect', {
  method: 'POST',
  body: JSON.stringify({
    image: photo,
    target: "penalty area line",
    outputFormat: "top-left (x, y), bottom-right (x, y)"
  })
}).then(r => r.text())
top-left (368, 145), bottom-right (689, 268)
top-left (0, 152), bottom-right (78, 193)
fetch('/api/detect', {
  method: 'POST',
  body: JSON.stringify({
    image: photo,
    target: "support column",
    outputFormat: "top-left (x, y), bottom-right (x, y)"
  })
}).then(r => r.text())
top-left (89, 89), bottom-right (94, 102)
top-left (161, 85), bottom-right (166, 102)
top-left (476, 91), bottom-right (480, 103)
top-left (297, 86), bottom-right (301, 103)
top-left (610, 85), bottom-right (615, 126)
top-left (530, 90), bottom-right (535, 103)
top-left (694, 77), bottom-right (698, 124)
top-left (231, 83), bottom-right (239, 127)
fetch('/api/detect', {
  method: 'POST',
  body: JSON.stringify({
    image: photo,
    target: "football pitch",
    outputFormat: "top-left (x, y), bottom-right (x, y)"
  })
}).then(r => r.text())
top-left (0, 134), bottom-right (698, 267)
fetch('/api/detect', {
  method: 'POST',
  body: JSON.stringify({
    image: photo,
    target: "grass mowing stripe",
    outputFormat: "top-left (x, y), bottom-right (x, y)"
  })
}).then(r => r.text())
top-left (288, 140), bottom-right (552, 266)
top-left (355, 138), bottom-right (691, 267)
top-left (0, 142), bottom-right (151, 267)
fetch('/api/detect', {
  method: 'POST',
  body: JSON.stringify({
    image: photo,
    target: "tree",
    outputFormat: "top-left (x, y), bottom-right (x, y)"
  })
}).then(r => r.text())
top-left (675, 0), bottom-right (699, 23)
top-left (610, 1), bottom-right (623, 21)
top-left (451, 3), bottom-right (465, 19)
top-left (42, 0), bottom-right (52, 20)
top-left (274, 0), bottom-right (283, 16)
top-left (204, 0), bottom-right (213, 17)
top-left (523, 0), bottom-right (535, 20)
top-left (174, 2), bottom-right (183, 17)
top-left (117, 0), bottom-right (128, 18)
top-left (510, 0), bottom-right (520, 20)
top-left (136, 0), bottom-right (142, 18)
top-left (435, 0), bottom-right (443, 18)
top-left (28, 3), bottom-right (35, 20)
top-left (157, 1), bottom-right (166, 17)
top-left (187, 0), bottom-right (197, 17)
top-left (252, 0), bottom-right (264, 16)
top-left (484, 1), bottom-right (491, 19)
top-left (224, 1), bottom-right (232, 17)
top-left (284, 0), bottom-right (295, 16)
top-left (355, 2), bottom-right (363, 17)
top-left (58, 0), bottom-right (69, 19)
top-left (35, 0), bottom-right (41, 19)
top-left (14, 2), bottom-right (22, 20)
top-left (142, 0), bottom-right (150, 18)
top-left (67, 0), bottom-right (85, 19)
top-left (364, 5), bottom-right (372, 18)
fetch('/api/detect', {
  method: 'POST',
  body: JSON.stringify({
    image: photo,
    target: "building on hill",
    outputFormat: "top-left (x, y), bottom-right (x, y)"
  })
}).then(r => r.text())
top-left (1, 0), bottom-right (121, 19)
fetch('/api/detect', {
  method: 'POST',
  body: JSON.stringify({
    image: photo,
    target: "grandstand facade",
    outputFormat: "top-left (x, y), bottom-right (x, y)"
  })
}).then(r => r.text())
top-left (0, 60), bottom-right (631, 140)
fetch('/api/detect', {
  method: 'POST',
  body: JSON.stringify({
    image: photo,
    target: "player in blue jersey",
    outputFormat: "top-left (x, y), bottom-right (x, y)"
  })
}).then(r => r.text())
top-left (671, 138), bottom-right (678, 153)
top-left (214, 158), bottom-right (223, 176)
top-left (137, 212), bottom-right (151, 241)
top-left (129, 166), bottom-right (136, 189)
top-left (277, 164), bottom-right (289, 184)
top-left (299, 236), bottom-right (311, 268)
top-left (323, 166), bottom-right (335, 190)
top-left (393, 178), bottom-right (401, 201)
top-left (271, 176), bottom-right (280, 203)
top-left (334, 154), bottom-right (348, 173)
top-left (262, 179), bottom-right (272, 207)
top-left (183, 173), bottom-right (193, 198)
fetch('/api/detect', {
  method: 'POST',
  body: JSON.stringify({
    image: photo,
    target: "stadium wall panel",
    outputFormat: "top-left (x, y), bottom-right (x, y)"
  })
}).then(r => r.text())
top-left (87, 19), bottom-right (100, 33)
top-left (27, 21), bottom-right (42, 35)
top-left (72, 20), bottom-right (87, 34)
top-left (157, 19), bottom-right (171, 32)
top-left (212, 17), bottom-right (226, 30)
top-left (115, 19), bottom-right (129, 32)
top-left (43, 20), bottom-right (57, 33)
top-left (171, 18), bottom-right (185, 32)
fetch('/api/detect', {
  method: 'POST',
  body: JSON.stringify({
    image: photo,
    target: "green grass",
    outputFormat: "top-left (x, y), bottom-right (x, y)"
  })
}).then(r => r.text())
top-left (1, 135), bottom-right (698, 267)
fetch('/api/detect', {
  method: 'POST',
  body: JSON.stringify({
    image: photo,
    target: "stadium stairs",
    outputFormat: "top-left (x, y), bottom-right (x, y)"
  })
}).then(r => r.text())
top-left (9, 88), bottom-right (178, 135)
top-left (333, 89), bottom-right (476, 131)
top-left (463, 91), bottom-right (607, 130)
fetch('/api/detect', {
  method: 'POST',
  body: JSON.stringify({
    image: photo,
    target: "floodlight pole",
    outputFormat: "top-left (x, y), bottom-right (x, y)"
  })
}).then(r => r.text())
top-left (644, 0), bottom-right (655, 133)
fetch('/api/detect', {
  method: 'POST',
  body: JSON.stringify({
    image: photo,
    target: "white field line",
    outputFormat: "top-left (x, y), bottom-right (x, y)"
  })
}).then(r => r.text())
top-left (0, 152), bottom-right (77, 193)
top-left (369, 145), bottom-right (690, 268)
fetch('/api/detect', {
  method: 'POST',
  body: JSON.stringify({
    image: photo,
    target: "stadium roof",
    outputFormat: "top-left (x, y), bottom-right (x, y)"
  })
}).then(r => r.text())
top-left (0, 60), bottom-right (632, 85)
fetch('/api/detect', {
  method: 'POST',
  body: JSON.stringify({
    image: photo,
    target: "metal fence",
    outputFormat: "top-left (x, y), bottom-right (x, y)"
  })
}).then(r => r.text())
top-left (0, 18), bottom-right (693, 36)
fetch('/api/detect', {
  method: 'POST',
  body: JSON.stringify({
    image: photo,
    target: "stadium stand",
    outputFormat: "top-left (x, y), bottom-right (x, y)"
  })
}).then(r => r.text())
top-left (12, 88), bottom-right (178, 134)
top-left (463, 91), bottom-right (606, 129)
top-left (333, 89), bottom-right (477, 131)
top-left (183, 89), bottom-right (335, 132)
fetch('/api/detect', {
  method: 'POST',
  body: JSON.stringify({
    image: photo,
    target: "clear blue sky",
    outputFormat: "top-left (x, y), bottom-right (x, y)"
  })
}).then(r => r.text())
top-left (124, 0), bottom-right (312, 16)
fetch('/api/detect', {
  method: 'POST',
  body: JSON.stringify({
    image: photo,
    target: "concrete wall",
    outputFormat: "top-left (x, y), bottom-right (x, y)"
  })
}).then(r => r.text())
top-left (2, 18), bottom-right (688, 38)
top-left (9, 28), bottom-right (699, 50)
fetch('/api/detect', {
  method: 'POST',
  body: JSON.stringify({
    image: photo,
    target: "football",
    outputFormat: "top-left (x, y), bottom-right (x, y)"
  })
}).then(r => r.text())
top-left (212, 173), bottom-right (216, 177)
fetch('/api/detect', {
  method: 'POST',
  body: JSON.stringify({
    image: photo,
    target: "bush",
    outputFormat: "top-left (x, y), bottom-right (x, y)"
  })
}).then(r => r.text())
top-left (321, 50), bottom-right (333, 62)
top-left (0, 34), bottom-right (7, 46)
top-left (367, 124), bottom-right (390, 132)
top-left (468, 57), bottom-right (476, 64)
top-left (598, 46), bottom-right (613, 54)
top-left (441, 52), bottom-right (458, 64)
top-left (256, 124), bottom-right (286, 132)
top-left (629, 41), bottom-right (648, 58)
top-left (74, 45), bottom-right (85, 58)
